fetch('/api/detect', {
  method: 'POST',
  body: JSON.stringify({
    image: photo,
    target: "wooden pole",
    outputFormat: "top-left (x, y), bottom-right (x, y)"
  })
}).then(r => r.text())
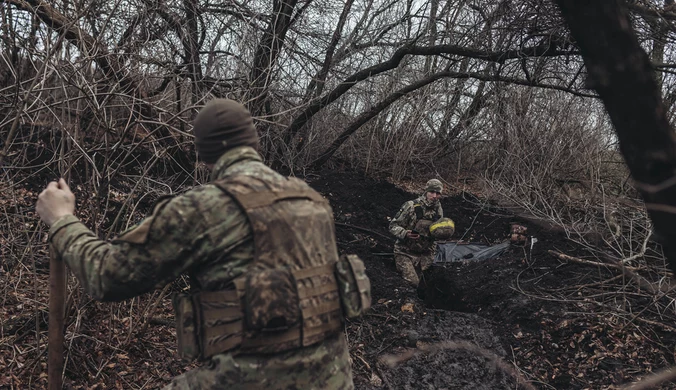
top-left (48, 243), bottom-right (65, 390)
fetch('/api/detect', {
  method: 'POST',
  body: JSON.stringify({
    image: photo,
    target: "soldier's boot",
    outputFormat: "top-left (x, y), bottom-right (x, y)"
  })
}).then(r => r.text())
top-left (395, 254), bottom-right (419, 287)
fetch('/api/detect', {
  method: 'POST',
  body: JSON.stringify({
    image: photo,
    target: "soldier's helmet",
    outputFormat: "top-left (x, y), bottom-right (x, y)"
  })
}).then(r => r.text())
top-left (425, 179), bottom-right (443, 193)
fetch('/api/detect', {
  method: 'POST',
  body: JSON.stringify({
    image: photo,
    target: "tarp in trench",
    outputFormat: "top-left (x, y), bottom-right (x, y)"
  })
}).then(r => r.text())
top-left (434, 241), bottom-right (511, 263)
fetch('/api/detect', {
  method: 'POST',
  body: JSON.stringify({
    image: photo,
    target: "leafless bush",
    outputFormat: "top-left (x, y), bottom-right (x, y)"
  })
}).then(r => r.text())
top-left (4, 0), bottom-right (676, 387)
top-left (474, 85), bottom-right (676, 365)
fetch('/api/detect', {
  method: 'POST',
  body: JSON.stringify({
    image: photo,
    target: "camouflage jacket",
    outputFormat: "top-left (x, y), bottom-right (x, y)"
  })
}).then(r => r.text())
top-left (389, 195), bottom-right (443, 251)
top-left (49, 146), bottom-right (354, 389)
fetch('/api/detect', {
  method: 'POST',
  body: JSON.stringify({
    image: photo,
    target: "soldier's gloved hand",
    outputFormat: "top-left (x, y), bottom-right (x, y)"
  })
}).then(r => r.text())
top-left (406, 230), bottom-right (420, 240)
top-left (37, 178), bottom-right (76, 227)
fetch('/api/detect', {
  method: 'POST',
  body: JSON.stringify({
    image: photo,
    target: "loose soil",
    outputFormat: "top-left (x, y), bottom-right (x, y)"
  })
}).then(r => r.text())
top-left (310, 170), bottom-right (676, 390)
top-left (2, 166), bottom-right (676, 389)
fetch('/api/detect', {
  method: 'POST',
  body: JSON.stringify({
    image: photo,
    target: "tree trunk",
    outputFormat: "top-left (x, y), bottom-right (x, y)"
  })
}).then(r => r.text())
top-left (248, 0), bottom-right (300, 117)
top-left (311, 70), bottom-right (473, 169)
top-left (304, 0), bottom-right (354, 100)
top-left (554, 0), bottom-right (676, 272)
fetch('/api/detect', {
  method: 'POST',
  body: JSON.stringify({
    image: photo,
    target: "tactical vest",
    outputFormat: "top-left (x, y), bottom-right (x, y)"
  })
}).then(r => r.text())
top-left (414, 203), bottom-right (440, 222)
top-left (405, 203), bottom-right (440, 253)
top-left (173, 175), bottom-right (370, 361)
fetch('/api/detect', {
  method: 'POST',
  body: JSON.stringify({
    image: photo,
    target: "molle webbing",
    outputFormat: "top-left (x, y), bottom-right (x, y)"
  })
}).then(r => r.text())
top-left (292, 263), bottom-right (343, 348)
top-left (191, 263), bottom-right (342, 358)
top-left (188, 175), bottom-right (343, 358)
top-left (197, 287), bottom-right (245, 358)
top-left (414, 204), bottom-right (440, 222)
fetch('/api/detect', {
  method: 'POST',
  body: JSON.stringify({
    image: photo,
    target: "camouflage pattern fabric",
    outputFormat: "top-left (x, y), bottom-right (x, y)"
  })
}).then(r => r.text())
top-left (389, 195), bottom-right (443, 287)
top-left (163, 334), bottom-right (353, 390)
top-left (388, 195), bottom-right (443, 242)
top-left (49, 146), bottom-right (354, 389)
top-left (393, 243), bottom-right (435, 287)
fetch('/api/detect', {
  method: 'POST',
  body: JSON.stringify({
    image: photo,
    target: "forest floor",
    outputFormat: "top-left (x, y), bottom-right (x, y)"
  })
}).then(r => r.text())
top-left (311, 170), bottom-right (676, 390)
top-left (2, 168), bottom-right (676, 389)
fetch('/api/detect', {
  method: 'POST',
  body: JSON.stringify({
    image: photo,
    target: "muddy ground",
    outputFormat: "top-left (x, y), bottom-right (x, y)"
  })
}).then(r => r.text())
top-left (310, 170), bottom-right (676, 390)
top-left (2, 166), bottom-right (676, 389)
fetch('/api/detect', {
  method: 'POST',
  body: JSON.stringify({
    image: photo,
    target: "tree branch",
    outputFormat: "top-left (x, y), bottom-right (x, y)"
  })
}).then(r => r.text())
top-left (554, 0), bottom-right (676, 273)
top-left (283, 42), bottom-right (577, 144)
top-left (309, 69), bottom-right (594, 169)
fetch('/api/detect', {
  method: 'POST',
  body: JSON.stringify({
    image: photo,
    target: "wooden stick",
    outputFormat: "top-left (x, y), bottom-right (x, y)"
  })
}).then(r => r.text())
top-left (622, 366), bottom-right (676, 389)
top-left (334, 222), bottom-right (393, 241)
top-left (48, 244), bottom-right (66, 390)
top-left (548, 250), bottom-right (663, 294)
top-left (548, 250), bottom-right (641, 272)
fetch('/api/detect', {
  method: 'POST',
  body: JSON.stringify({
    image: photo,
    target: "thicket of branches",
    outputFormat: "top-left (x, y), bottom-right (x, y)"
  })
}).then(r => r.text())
top-left (0, 0), bottom-right (673, 177)
top-left (5, 0), bottom-right (676, 388)
top-left (2, 0), bottom-right (675, 191)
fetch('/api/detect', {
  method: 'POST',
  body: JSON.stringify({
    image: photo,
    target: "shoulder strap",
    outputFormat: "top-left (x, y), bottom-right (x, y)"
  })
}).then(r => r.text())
top-left (413, 204), bottom-right (424, 220)
top-left (213, 176), bottom-right (327, 210)
top-left (413, 203), bottom-right (440, 221)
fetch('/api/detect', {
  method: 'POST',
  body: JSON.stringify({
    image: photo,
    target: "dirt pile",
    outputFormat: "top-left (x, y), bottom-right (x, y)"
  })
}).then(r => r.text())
top-left (310, 170), bottom-right (676, 390)
top-left (310, 171), bottom-right (529, 389)
top-left (3, 167), bottom-right (676, 389)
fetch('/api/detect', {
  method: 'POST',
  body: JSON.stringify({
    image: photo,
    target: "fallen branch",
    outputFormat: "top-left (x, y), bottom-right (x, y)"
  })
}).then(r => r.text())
top-left (549, 250), bottom-right (641, 272)
top-left (148, 317), bottom-right (174, 326)
top-left (633, 316), bottom-right (676, 333)
top-left (334, 222), bottom-right (393, 241)
top-left (549, 250), bottom-right (661, 294)
top-left (622, 366), bottom-right (676, 389)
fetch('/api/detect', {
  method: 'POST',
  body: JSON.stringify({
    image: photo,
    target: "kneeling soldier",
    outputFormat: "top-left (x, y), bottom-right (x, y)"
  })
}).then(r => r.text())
top-left (389, 179), bottom-right (453, 287)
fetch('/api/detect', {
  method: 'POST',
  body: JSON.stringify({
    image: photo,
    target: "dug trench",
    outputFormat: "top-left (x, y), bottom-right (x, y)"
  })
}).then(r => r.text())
top-left (309, 170), bottom-right (676, 390)
top-left (3, 156), bottom-right (675, 389)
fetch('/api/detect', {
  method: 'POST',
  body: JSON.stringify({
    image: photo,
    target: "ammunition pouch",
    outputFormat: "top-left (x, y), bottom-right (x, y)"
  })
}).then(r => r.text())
top-left (174, 258), bottom-right (370, 361)
top-left (335, 254), bottom-right (371, 319)
top-left (173, 288), bottom-right (244, 362)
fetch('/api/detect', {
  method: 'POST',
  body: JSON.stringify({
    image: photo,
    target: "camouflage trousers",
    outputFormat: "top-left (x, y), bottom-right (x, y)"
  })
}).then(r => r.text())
top-left (162, 334), bottom-right (354, 390)
top-left (393, 244), bottom-right (434, 287)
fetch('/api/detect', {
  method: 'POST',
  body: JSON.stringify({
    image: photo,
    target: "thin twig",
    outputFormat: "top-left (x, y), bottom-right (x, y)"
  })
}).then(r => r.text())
top-left (621, 366), bottom-right (676, 389)
top-left (334, 222), bottom-right (393, 241)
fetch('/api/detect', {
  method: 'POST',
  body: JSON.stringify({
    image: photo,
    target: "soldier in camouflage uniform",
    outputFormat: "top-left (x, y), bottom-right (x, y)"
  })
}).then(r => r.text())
top-left (389, 179), bottom-right (444, 287)
top-left (36, 99), bottom-right (358, 389)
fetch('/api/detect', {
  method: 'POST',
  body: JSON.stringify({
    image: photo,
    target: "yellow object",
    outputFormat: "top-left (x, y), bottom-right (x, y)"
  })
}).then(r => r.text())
top-left (430, 218), bottom-right (455, 233)
top-left (401, 303), bottom-right (415, 313)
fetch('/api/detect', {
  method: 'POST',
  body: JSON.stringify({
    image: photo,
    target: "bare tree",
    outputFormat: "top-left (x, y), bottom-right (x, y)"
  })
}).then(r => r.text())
top-left (554, 0), bottom-right (676, 272)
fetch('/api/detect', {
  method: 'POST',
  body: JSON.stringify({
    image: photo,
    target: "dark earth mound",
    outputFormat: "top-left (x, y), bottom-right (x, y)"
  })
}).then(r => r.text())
top-left (309, 170), bottom-right (676, 389)
top-left (309, 170), bottom-right (541, 389)
top-left (4, 163), bottom-right (675, 389)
